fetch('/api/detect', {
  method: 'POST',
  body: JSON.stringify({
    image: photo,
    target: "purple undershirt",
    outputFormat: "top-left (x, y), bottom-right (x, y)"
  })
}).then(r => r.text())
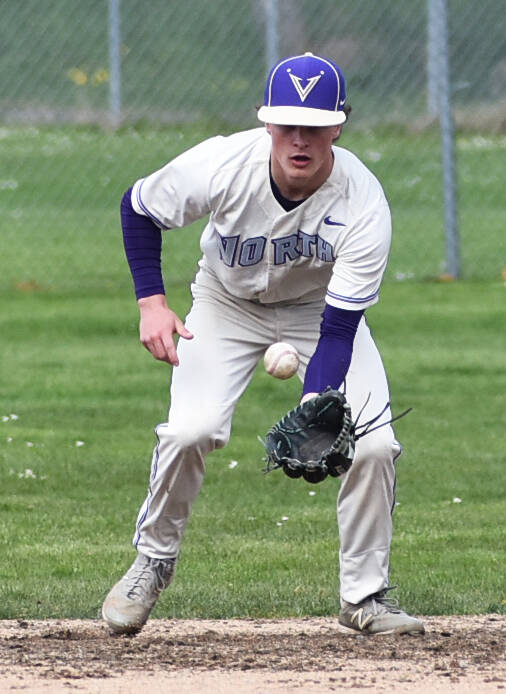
top-left (121, 187), bottom-right (165, 299)
top-left (301, 303), bottom-right (363, 395)
top-left (121, 186), bottom-right (364, 393)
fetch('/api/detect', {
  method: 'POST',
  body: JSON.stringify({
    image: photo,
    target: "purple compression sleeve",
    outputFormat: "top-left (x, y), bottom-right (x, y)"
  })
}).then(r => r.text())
top-left (121, 187), bottom-right (165, 300)
top-left (302, 304), bottom-right (364, 396)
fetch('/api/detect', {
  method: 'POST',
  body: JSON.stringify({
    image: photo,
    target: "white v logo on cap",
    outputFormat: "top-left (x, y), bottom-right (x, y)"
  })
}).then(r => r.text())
top-left (257, 53), bottom-right (347, 127)
top-left (288, 72), bottom-right (323, 103)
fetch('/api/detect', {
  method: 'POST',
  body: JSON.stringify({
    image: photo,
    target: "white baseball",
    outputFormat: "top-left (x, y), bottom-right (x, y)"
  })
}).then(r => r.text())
top-left (264, 342), bottom-right (299, 380)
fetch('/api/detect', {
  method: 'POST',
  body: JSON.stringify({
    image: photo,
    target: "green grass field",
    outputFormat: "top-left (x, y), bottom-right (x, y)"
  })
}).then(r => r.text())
top-left (1, 282), bottom-right (504, 620)
top-left (0, 123), bottom-right (505, 621)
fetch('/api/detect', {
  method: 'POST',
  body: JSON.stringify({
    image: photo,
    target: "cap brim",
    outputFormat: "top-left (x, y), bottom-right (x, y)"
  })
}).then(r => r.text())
top-left (257, 105), bottom-right (347, 126)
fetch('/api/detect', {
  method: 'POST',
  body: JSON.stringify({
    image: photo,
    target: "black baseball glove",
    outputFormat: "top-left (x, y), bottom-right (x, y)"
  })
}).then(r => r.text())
top-left (264, 388), bottom-right (355, 484)
top-left (263, 388), bottom-right (411, 484)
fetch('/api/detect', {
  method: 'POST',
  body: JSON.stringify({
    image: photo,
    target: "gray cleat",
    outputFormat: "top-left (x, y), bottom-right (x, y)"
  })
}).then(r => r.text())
top-left (102, 553), bottom-right (176, 634)
top-left (339, 587), bottom-right (425, 635)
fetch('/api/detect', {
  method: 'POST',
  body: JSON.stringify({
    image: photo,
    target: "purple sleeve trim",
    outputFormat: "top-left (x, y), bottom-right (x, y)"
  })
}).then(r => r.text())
top-left (326, 288), bottom-right (379, 304)
top-left (135, 179), bottom-right (168, 229)
top-left (302, 304), bottom-right (364, 396)
top-left (121, 187), bottom-right (165, 300)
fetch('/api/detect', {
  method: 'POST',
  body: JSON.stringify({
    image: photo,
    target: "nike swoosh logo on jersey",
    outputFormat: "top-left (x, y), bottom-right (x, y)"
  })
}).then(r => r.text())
top-left (324, 216), bottom-right (346, 227)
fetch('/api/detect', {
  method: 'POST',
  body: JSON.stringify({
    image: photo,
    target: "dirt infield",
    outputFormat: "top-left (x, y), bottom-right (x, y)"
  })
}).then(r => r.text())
top-left (0, 615), bottom-right (504, 693)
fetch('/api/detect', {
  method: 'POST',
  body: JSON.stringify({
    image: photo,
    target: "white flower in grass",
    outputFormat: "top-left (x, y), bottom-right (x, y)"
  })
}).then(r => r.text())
top-left (0, 180), bottom-right (18, 190)
top-left (276, 522), bottom-right (282, 527)
top-left (228, 460), bottom-right (238, 469)
top-left (10, 414), bottom-right (19, 420)
top-left (452, 497), bottom-right (462, 503)
top-left (308, 491), bottom-right (316, 497)
top-left (281, 516), bottom-right (289, 522)
top-left (19, 469), bottom-right (36, 479)
top-left (26, 441), bottom-right (34, 447)
top-left (75, 440), bottom-right (85, 447)
top-left (7, 437), bottom-right (13, 443)
top-left (395, 271), bottom-right (415, 282)
top-left (405, 176), bottom-right (421, 188)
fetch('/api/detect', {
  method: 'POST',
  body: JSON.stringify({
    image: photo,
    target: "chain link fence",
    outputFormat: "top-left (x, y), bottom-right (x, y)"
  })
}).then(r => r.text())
top-left (1, 0), bottom-right (505, 290)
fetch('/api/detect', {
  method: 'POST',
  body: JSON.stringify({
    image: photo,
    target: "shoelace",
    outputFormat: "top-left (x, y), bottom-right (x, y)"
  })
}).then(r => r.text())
top-left (125, 558), bottom-right (173, 599)
top-left (350, 587), bottom-right (402, 629)
top-left (371, 586), bottom-right (402, 614)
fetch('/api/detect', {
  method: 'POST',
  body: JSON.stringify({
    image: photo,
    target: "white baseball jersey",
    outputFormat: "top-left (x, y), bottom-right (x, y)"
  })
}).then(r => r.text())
top-left (131, 128), bottom-right (391, 310)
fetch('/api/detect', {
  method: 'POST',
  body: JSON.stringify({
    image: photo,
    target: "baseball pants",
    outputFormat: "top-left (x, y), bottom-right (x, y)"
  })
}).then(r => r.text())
top-left (133, 276), bottom-right (401, 605)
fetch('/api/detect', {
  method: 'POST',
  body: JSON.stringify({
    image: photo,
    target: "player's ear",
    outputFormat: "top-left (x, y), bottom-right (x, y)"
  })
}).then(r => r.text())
top-left (332, 125), bottom-right (342, 142)
top-left (265, 123), bottom-right (272, 135)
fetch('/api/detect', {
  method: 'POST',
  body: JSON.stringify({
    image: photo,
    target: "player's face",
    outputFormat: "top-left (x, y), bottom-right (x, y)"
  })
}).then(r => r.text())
top-left (266, 123), bottom-right (341, 200)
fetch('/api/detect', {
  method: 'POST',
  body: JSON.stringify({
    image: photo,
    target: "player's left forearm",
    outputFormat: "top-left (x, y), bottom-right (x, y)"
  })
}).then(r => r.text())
top-left (302, 304), bottom-right (364, 396)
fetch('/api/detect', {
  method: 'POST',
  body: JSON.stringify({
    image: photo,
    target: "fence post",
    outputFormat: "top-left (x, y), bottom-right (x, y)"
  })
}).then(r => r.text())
top-left (264, 0), bottom-right (280, 75)
top-left (429, 0), bottom-right (460, 278)
top-left (427, 0), bottom-right (440, 117)
top-left (108, 0), bottom-right (122, 128)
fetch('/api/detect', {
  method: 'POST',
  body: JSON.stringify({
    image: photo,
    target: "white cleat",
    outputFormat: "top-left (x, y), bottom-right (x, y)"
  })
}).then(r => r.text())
top-left (102, 553), bottom-right (176, 634)
top-left (339, 587), bottom-right (425, 635)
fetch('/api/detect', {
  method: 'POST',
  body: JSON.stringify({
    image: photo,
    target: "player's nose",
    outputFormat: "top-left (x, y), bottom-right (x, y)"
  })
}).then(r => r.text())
top-left (291, 127), bottom-right (309, 147)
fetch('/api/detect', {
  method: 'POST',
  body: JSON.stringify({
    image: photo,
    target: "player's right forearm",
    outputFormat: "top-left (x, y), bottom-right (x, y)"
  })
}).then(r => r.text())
top-left (121, 187), bottom-right (165, 300)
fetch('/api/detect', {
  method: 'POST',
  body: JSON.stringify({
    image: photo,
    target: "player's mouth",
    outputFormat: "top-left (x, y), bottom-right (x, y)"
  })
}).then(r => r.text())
top-left (290, 154), bottom-right (311, 168)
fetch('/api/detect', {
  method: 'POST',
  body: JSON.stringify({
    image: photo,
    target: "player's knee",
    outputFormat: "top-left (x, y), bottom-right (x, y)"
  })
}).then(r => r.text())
top-left (353, 428), bottom-right (398, 470)
top-left (169, 414), bottom-right (230, 452)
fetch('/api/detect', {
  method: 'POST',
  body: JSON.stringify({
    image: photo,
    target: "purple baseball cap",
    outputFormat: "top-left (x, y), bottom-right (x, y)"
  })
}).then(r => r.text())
top-left (257, 52), bottom-right (347, 127)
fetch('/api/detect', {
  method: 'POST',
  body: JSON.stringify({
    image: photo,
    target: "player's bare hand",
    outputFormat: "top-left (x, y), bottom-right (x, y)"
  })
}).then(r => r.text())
top-left (300, 392), bottom-right (318, 404)
top-left (138, 294), bottom-right (193, 366)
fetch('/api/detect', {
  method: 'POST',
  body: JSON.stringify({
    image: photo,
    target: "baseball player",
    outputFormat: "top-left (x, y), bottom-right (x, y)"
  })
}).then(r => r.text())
top-left (102, 52), bottom-right (424, 636)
